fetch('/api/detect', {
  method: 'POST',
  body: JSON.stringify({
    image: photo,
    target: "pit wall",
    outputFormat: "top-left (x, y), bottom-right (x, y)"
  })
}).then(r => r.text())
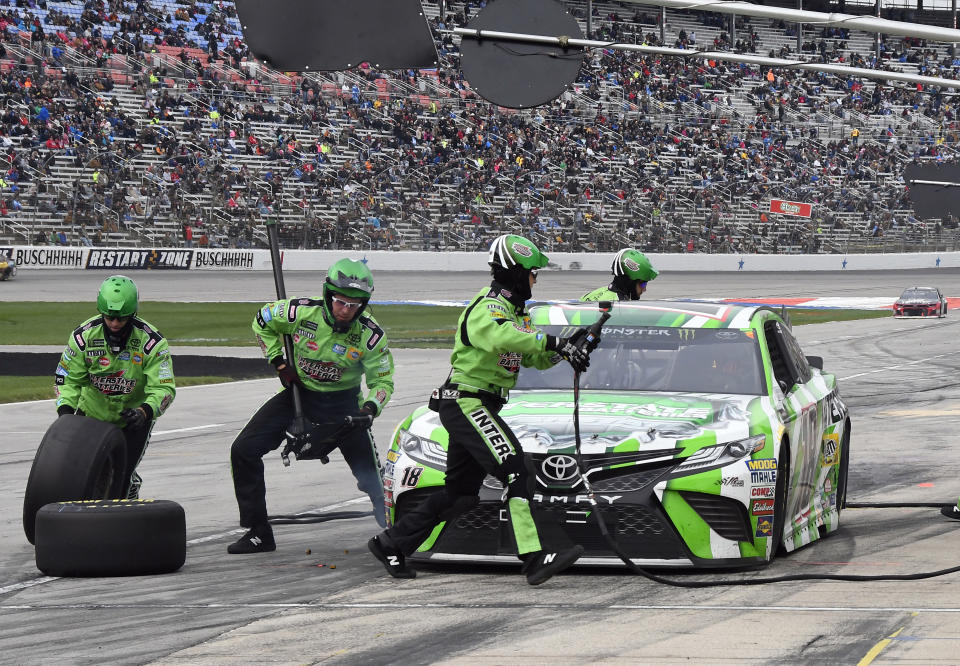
top-left (2, 246), bottom-right (957, 272)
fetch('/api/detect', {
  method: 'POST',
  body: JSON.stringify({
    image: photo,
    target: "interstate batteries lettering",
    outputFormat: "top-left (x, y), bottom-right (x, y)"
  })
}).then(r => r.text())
top-left (468, 408), bottom-right (514, 462)
top-left (90, 371), bottom-right (137, 395)
top-left (297, 358), bottom-right (342, 382)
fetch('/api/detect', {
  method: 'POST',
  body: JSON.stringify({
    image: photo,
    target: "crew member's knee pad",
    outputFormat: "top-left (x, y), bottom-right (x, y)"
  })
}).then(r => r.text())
top-left (438, 494), bottom-right (479, 521)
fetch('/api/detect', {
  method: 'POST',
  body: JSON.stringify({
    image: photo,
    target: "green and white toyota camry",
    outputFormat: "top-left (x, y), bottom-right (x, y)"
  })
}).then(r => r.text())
top-left (384, 301), bottom-right (850, 568)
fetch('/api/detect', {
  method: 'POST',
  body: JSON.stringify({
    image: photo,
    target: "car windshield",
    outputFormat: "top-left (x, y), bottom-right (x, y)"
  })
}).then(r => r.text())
top-left (516, 326), bottom-right (765, 394)
top-left (900, 288), bottom-right (938, 300)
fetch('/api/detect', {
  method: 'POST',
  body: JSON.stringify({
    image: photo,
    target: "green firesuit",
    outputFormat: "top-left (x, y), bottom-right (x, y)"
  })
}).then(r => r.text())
top-left (253, 298), bottom-right (394, 414)
top-left (55, 315), bottom-right (176, 425)
top-left (581, 285), bottom-right (622, 302)
top-left (446, 284), bottom-right (560, 554)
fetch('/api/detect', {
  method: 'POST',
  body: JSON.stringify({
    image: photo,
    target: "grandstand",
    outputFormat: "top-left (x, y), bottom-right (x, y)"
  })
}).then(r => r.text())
top-left (0, 0), bottom-right (958, 255)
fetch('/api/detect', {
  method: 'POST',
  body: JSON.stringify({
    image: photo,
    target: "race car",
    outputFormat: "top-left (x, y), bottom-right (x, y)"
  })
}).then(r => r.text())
top-left (0, 252), bottom-right (16, 281)
top-left (384, 301), bottom-right (851, 569)
top-left (893, 286), bottom-right (947, 318)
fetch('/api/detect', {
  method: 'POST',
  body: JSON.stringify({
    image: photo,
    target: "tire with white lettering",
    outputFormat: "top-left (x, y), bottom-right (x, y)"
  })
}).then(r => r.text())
top-left (22, 415), bottom-right (128, 544)
top-left (34, 499), bottom-right (186, 576)
top-left (770, 441), bottom-right (790, 561)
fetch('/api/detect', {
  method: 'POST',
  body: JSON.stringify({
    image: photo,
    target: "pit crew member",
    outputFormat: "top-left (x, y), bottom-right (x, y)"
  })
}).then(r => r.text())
top-left (228, 259), bottom-right (393, 554)
top-left (54, 275), bottom-right (176, 498)
top-left (368, 234), bottom-right (599, 585)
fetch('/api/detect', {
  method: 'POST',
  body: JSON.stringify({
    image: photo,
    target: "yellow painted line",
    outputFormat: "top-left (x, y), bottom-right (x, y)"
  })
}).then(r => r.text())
top-left (858, 615), bottom-right (918, 666)
top-left (858, 626), bottom-right (905, 665)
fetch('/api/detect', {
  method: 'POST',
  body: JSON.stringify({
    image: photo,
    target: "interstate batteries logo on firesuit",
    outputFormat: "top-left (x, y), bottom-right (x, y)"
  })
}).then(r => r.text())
top-left (91, 370), bottom-right (137, 395)
top-left (746, 458), bottom-right (777, 484)
top-left (297, 358), bottom-right (342, 382)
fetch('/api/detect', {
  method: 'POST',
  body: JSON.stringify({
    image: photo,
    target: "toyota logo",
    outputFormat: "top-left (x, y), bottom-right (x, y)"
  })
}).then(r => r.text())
top-left (541, 455), bottom-right (580, 483)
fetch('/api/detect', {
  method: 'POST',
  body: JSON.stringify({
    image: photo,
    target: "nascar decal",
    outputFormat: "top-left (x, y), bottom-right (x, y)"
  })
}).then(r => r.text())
top-left (751, 498), bottom-right (775, 516)
top-left (821, 433), bottom-right (840, 466)
top-left (755, 515), bottom-right (774, 537)
top-left (297, 358), bottom-right (342, 382)
top-left (746, 458), bottom-right (777, 484)
top-left (91, 370), bottom-right (136, 395)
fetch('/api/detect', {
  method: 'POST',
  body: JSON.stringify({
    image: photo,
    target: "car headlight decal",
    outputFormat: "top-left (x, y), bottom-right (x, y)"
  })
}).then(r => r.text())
top-left (668, 434), bottom-right (765, 478)
top-left (397, 428), bottom-right (447, 470)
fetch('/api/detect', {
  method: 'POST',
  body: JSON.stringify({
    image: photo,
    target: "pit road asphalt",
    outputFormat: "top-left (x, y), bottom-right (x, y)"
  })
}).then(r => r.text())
top-left (3, 268), bottom-right (960, 664)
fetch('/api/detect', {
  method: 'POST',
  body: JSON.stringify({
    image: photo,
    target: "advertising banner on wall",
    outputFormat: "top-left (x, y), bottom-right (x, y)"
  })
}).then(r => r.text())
top-left (85, 249), bottom-right (193, 269)
top-left (191, 249), bottom-right (258, 270)
top-left (2, 246), bottom-right (86, 268)
top-left (769, 199), bottom-right (813, 218)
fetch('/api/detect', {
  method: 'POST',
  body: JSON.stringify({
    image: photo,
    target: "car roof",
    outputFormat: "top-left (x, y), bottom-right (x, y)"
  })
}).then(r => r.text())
top-left (530, 300), bottom-right (772, 329)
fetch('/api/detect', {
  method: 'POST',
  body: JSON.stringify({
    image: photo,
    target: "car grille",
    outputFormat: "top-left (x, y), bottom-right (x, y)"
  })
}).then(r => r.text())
top-left (678, 491), bottom-right (753, 542)
top-left (454, 504), bottom-right (500, 531)
top-left (398, 487), bottom-right (688, 559)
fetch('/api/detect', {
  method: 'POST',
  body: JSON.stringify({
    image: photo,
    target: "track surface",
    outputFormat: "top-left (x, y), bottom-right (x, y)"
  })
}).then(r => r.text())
top-left (3, 270), bottom-right (960, 664)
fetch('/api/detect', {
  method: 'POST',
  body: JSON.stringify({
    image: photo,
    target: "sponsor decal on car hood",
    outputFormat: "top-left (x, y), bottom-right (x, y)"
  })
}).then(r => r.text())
top-left (408, 392), bottom-right (762, 456)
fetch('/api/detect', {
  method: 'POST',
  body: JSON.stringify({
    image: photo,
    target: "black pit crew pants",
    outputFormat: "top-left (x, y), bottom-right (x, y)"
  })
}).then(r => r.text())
top-left (383, 394), bottom-right (566, 558)
top-left (230, 387), bottom-right (385, 528)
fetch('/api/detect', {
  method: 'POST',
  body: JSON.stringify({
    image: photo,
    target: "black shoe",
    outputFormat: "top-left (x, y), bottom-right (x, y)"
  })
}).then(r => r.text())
top-left (368, 535), bottom-right (416, 578)
top-left (227, 525), bottom-right (276, 554)
top-left (941, 505), bottom-right (960, 520)
top-left (522, 545), bottom-right (584, 586)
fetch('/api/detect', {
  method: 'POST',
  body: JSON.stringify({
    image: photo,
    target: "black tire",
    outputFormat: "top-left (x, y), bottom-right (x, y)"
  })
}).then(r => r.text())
top-left (770, 441), bottom-right (790, 561)
top-left (34, 499), bottom-right (186, 576)
top-left (836, 425), bottom-right (851, 511)
top-left (22, 415), bottom-right (128, 544)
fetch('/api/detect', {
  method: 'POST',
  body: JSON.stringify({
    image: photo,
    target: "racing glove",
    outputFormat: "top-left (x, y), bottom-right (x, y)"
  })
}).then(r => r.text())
top-left (271, 356), bottom-right (300, 388)
top-left (57, 405), bottom-right (76, 417)
top-left (351, 401), bottom-right (378, 429)
top-left (121, 405), bottom-right (152, 429)
top-left (546, 329), bottom-right (592, 373)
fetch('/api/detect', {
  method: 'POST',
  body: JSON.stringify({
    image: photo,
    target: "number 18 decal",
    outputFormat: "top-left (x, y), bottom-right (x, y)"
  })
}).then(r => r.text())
top-left (401, 466), bottom-right (423, 488)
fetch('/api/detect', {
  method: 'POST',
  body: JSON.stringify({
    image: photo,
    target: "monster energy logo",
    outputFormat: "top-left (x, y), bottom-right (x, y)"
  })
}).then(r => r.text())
top-left (678, 329), bottom-right (696, 341)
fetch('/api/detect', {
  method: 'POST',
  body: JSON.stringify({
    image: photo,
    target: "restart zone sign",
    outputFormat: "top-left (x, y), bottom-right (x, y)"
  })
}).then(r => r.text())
top-left (86, 249), bottom-right (193, 270)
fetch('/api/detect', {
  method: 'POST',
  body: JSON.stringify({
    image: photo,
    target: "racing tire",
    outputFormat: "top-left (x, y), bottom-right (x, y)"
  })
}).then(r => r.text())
top-left (34, 499), bottom-right (186, 577)
top-left (770, 441), bottom-right (790, 560)
top-left (836, 426), bottom-right (851, 511)
top-left (23, 415), bottom-right (128, 544)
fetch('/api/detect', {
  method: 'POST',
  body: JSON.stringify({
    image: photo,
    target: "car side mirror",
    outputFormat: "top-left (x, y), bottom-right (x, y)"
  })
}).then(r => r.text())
top-left (805, 355), bottom-right (823, 370)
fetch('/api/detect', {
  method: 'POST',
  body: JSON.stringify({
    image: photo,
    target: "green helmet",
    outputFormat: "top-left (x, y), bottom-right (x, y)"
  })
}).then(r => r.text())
top-left (96, 275), bottom-right (138, 317)
top-left (322, 259), bottom-right (374, 332)
top-left (488, 234), bottom-right (549, 271)
top-left (613, 249), bottom-right (658, 282)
